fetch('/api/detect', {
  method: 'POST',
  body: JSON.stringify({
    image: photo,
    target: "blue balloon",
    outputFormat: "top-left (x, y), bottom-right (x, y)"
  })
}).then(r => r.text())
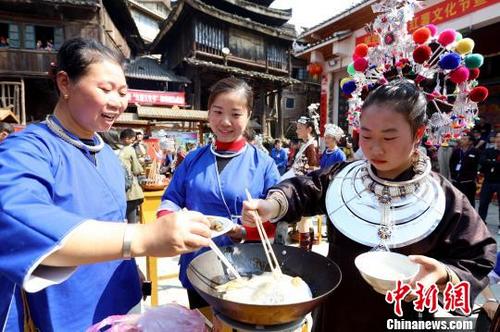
top-left (438, 52), bottom-right (461, 70)
top-left (341, 81), bottom-right (357, 95)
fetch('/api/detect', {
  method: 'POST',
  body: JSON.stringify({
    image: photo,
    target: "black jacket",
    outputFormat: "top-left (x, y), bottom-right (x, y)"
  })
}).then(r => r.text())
top-left (449, 147), bottom-right (480, 182)
top-left (479, 147), bottom-right (500, 183)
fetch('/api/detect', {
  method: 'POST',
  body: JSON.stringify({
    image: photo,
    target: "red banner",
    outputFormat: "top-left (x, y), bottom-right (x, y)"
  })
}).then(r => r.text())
top-left (356, 0), bottom-right (500, 45)
top-left (128, 89), bottom-right (185, 106)
top-left (319, 74), bottom-right (328, 136)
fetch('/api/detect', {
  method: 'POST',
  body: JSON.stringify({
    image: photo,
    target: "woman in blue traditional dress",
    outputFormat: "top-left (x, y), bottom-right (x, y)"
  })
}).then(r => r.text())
top-left (0, 38), bottom-right (211, 331)
top-left (320, 123), bottom-right (346, 170)
top-left (157, 77), bottom-right (280, 308)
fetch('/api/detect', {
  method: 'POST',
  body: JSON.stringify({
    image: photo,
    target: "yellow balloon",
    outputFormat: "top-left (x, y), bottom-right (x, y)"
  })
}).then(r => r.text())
top-left (455, 38), bottom-right (474, 55)
top-left (340, 77), bottom-right (352, 87)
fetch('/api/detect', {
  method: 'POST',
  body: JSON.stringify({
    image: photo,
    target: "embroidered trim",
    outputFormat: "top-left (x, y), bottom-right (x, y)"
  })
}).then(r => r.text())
top-left (266, 189), bottom-right (289, 222)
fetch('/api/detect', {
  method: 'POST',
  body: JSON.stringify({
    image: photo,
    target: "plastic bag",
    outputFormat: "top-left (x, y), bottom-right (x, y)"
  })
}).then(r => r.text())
top-left (87, 304), bottom-right (207, 332)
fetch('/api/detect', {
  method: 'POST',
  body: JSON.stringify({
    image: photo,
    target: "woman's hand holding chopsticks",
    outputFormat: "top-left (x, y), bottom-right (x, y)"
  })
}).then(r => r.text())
top-left (241, 198), bottom-right (279, 227)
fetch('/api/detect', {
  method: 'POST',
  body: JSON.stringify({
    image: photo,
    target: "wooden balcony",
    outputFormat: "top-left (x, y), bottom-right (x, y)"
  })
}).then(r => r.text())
top-left (194, 43), bottom-right (289, 74)
top-left (0, 48), bottom-right (57, 77)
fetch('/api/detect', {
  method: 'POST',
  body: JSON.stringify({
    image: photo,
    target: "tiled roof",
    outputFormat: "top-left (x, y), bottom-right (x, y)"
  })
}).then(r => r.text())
top-left (125, 56), bottom-right (191, 83)
top-left (137, 105), bottom-right (208, 121)
top-left (184, 57), bottom-right (300, 85)
top-left (0, 108), bottom-right (19, 123)
top-left (151, 0), bottom-right (295, 51)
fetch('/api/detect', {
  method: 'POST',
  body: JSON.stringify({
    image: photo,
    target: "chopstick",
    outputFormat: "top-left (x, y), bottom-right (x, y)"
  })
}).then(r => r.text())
top-left (180, 207), bottom-right (241, 279)
top-left (245, 189), bottom-right (282, 277)
top-left (208, 238), bottom-right (242, 279)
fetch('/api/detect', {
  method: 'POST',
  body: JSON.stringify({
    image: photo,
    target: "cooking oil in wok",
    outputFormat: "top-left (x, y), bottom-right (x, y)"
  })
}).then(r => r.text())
top-left (215, 272), bottom-right (312, 305)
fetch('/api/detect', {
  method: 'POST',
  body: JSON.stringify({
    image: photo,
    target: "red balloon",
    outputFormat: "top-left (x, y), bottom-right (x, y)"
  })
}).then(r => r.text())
top-left (354, 43), bottom-right (369, 57)
top-left (413, 27), bottom-right (431, 44)
top-left (413, 45), bottom-right (432, 64)
top-left (469, 68), bottom-right (480, 80)
top-left (449, 66), bottom-right (469, 84)
top-left (469, 86), bottom-right (489, 102)
top-left (353, 58), bottom-right (368, 72)
top-left (438, 29), bottom-right (456, 46)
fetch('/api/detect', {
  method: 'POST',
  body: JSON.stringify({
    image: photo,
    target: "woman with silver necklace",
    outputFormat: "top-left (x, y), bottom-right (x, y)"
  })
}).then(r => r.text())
top-left (242, 80), bottom-right (496, 331)
top-left (0, 38), bottom-right (211, 331)
top-left (157, 77), bottom-right (280, 309)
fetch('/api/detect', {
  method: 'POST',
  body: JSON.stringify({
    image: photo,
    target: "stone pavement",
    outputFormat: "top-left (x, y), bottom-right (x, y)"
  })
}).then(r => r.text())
top-left (136, 200), bottom-right (500, 313)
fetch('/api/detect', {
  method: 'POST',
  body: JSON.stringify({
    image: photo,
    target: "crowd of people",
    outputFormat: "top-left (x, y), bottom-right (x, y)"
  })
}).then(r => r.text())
top-left (0, 36), bottom-right (498, 332)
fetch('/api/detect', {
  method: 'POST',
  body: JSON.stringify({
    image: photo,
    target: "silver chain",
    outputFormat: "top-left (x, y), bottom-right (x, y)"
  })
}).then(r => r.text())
top-left (45, 115), bottom-right (105, 153)
top-left (360, 151), bottom-right (431, 204)
top-left (209, 142), bottom-right (247, 158)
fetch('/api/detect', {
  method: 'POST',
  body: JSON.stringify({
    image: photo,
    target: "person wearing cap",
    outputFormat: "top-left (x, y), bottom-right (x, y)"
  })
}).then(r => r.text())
top-left (320, 123), bottom-right (346, 169)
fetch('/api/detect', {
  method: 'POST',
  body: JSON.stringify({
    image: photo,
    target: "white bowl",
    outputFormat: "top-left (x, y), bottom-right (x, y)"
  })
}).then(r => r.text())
top-left (354, 251), bottom-right (420, 295)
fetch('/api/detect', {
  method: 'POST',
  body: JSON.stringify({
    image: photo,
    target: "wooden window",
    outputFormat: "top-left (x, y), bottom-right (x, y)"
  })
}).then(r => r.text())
top-left (8, 24), bottom-right (19, 48)
top-left (267, 44), bottom-right (287, 70)
top-left (54, 27), bottom-right (63, 50)
top-left (195, 20), bottom-right (226, 54)
top-left (24, 25), bottom-right (35, 49)
top-left (25, 25), bottom-right (60, 51)
top-left (285, 98), bottom-right (295, 109)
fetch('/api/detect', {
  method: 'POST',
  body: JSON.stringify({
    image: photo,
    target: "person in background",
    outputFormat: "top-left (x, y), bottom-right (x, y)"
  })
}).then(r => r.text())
top-left (449, 132), bottom-right (480, 207)
top-left (320, 123), bottom-right (346, 169)
top-left (0, 122), bottom-right (14, 142)
top-left (287, 139), bottom-right (299, 170)
top-left (478, 132), bottom-right (500, 233)
top-left (282, 110), bottom-right (319, 250)
top-left (270, 139), bottom-right (287, 175)
top-left (242, 80), bottom-right (496, 332)
top-left (100, 129), bottom-right (121, 152)
top-left (0, 36), bottom-right (8, 47)
top-left (158, 141), bottom-right (175, 176)
top-left (186, 142), bottom-right (197, 153)
top-left (0, 38), bottom-right (211, 331)
top-left (475, 120), bottom-right (492, 151)
top-left (157, 77), bottom-right (280, 309)
top-left (437, 141), bottom-right (455, 180)
top-left (133, 130), bottom-right (148, 166)
top-left (173, 145), bottom-right (187, 170)
top-left (120, 128), bottom-right (145, 224)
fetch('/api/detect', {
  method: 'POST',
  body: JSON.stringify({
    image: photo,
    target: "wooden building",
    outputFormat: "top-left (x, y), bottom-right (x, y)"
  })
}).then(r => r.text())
top-left (0, 0), bottom-right (144, 124)
top-left (149, 0), bottom-right (301, 138)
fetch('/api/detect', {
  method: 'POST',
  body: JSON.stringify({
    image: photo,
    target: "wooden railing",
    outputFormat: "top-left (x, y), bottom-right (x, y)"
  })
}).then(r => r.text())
top-left (194, 43), bottom-right (288, 73)
top-left (0, 48), bottom-right (56, 75)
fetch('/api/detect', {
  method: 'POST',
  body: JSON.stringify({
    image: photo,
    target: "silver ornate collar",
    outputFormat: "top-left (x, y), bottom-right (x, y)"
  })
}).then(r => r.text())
top-left (325, 160), bottom-right (445, 248)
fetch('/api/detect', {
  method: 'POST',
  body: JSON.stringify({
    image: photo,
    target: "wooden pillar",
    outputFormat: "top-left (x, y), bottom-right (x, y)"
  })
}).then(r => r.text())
top-left (259, 85), bottom-right (266, 136)
top-left (277, 87), bottom-right (283, 138)
top-left (194, 71), bottom-right (201, 110)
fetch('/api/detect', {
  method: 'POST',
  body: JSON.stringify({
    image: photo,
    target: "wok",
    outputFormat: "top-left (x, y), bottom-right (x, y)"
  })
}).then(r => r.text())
top-left (187, 243), bottom-right (342, 326)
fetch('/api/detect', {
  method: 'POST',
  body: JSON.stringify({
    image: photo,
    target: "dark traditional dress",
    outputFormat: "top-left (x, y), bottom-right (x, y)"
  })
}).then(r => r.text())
top-left (271, 162), bottom-right (496, 332)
